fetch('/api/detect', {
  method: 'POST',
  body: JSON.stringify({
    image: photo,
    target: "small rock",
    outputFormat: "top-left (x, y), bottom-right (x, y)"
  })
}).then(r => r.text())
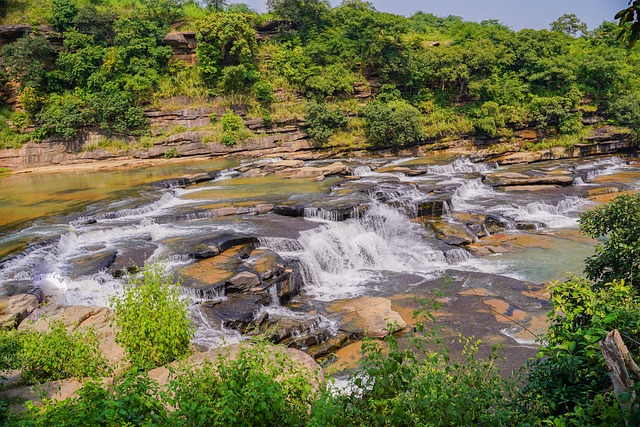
top-left (226, 271), bottom-right (261, 293)
top-left (0, 294), bottom-right (40, 329)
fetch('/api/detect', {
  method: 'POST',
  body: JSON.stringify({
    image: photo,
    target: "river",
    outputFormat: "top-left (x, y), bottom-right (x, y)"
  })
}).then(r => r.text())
top-left (1, 153), bottom-right (638, 354)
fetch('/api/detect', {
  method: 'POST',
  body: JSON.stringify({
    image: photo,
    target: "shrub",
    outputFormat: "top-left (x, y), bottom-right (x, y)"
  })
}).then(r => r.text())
top-left (304, 101), bottom-right (348, 145)
top-left (110, 263), bottom-right (194, 367)
top-left (518, 276), bottom-right (636, 424)
top-left (18, 320), bottom-right (110, 384)
top-left (253, 80), bottom-right (275, 105)
top-left (310, 333), bottom-right (518, 426)
top-left (580, 193), bottom-right (640, 286)
top-left (361, 99), bottom-right (424, 147)
top-left (34, 92), bottom-right (90, 140)
top-left (167, 342), bottom-right (319, 426)
top-left (163, 147), bottom-right (181, 158)
top-left (219, 109), bottom-right (252, 146)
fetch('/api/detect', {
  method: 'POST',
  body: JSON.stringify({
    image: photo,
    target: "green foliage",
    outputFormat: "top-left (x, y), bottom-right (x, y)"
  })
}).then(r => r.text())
top-left (580, 193), bottom-right (640, 286)
top-left (266, 0), bottom-right (330, 36)
top-left (168, 341), bottom-right (318, 426)
top-left (110, 263), bottom-right (194, 368)
top-left (304, 101), bottom-right (348, 145)
top-left (550, 14), bottom-right (587, 36)
top-left (51, 0), bottom-right (77, 32)
top-left (310, 331), bottom-right (517, 426)
top-left (0, 329), bottom-right (22, 372)
top-left (253, 80), bottom-right (275, 105)
top-left (89, 90), bottom-right (148, 135)
top-left (2, 35), bottom-right (56, 92)
top-left (9, 369), bottom-right (167, 426)
top-left (219, 108), bottom-right (251, 146)
top-left (0, 108), bottom-right (32, 148)
top-left (16, 320), bottom-right (110, 384)
top-left (34, 92), bottom-right (89, 140)
top-left (608, 93), bottom-right (640, 141)
top-left (361, 99), bottom-right (424, 147)
top-left (519, 276), bottom-right (637, 424)
top-left (196, 12), bottom-right (258, 91)
top-left (163, 147), bottom-right (181, 158)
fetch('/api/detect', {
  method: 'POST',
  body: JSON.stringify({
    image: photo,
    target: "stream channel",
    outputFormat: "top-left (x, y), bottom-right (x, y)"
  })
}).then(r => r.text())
top-left (1, 154), bottom-right (639, 366)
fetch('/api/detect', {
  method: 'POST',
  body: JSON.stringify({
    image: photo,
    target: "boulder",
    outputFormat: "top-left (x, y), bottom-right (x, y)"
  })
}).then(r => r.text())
top-left (67, 249), bottom-right (117, 278)
top-left (0, 294), bottom-right (40, 329)
top-left (429, 220), bottom-right (476, 246)
top-left (226, 271), bottom-right (261, 293)
top-left (201, 295), bottom-right (264, 332)
top-left (328, 296), bottom-right (407, 339)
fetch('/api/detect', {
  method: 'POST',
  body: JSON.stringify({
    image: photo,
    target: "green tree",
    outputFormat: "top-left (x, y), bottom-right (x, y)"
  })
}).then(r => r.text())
top-left (550, 13), bottom-right (587, 37)
top-left (266, 0), bottom-right (330, 36)
top-left (616, 0), bottom-right (640, 46)
top-left (205, 0), bottom-right (227, 11)
top-left (2, 35), bottom-right (56, 92)
top-left (110, 263), bottom-right (194, 367)
top-left (304, 101), bottom-right (348, 145)
top-left (579, 193), bottom-right (640, 286)
top-left (196, 12), bottom-right (258, 90)
top-left (51, 0), bottom-right (78, 33)
top-left (361, 99), bottom-right (424, 147)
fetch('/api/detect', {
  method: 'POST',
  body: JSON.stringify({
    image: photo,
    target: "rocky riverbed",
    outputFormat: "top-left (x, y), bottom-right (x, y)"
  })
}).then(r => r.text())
top-left (1, 153), bottom-right (639, 380)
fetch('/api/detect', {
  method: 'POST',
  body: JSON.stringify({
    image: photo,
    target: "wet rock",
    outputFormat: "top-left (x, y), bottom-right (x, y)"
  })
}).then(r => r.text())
top-left (429, 220), bottom-right (476, 246)
top-left (226, 271), bottom-right (261, 294)
top-left (273, 205), bottom-right (306, 217)
top-left (108, 242), bottom-right (157, 277)
top-left (484, 172), bottom-right (574, 187)
top-left (416, 199), bottom-right (448, 219)
top-left (483, 215), bottom-right (509, 234)
top-left (179, 249), bottom-right (243, 293)
top-left (0, 294), bottom-right (40, 329)
top-left (248, 249), bottom-right (285, 280)
top-left (67, 249), bottom-right (117, 278)
top-left (275, 161), bottom-right (350, 180)
top-left (151, 171), bottom-right (220, 189)
top-left (207, 234), bottom-right (258, 253)
top-left (255, 315), bottom-right (333, 349)
top-left (328, 296), bottom-right (407, 339)
top-left (586, 187), bottom-right (619, 197)
top-left (306, 332), bottom-right (354, 360)
top-left (274, 264), bottom-right (303, 302)
top-left (201, 295), bottom-right (264, 332)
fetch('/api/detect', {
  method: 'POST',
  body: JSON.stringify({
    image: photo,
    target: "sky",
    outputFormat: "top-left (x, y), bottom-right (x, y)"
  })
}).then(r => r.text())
top-left (239, 0), bottom-right (629, 31)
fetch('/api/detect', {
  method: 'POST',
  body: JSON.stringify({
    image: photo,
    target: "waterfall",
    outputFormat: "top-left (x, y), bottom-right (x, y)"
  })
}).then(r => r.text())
top-left (489, 196), bottom-right (591, 229)
top-left (262, 202), bottom-right (451, 301)
top-left (428, 158), bottom-right (496, 175)
top-left (450, 179), bottom-right (497, 211)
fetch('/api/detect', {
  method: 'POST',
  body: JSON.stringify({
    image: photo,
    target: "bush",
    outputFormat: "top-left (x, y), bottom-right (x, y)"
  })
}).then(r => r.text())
top-left (361, 99), bottom-right (424, 147)
top-left (310, 333), bottom-right (518, 426)
top-left (34, 92), bottom-right (90, 140)
top-left (168, 342), bottom-right (319, 426)
top-left (253, 80), bottom-right (275, 105)
top-left (17, 320), bottom-right (110, 384)
top-left (518, 276), bottom-right (636, 424)
top-left (110, 263), bottom-right (194, 367)
top-left (304, 101), bottom-right (348, 145)
top-left (219, 109), bottom-right (252, 146)
top-left (580, 193), bottom-right (640, 286)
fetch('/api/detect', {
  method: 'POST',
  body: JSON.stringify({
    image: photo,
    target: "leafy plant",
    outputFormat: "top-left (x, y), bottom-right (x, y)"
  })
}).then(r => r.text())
top-left (163, 147), bottom-right (181, 158)
top-left (580, 193), bottom-right (640, 287)
top-left (361, 99), bottom-right (425, 148)
top-left (18, 320), bottom-right (110, 384)
top-left (110, 263), bottom-right (194, 367)
top-left (219, 109), bottom-right (251, 146)
top-left (304, 101), bottom-right (348, 145)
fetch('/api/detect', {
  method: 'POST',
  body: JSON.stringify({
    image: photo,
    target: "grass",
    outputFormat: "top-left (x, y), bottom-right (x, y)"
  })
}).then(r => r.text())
top-left (0, 167), bottom-right (12, 175)
top-left (85, 138), bottom-right (130, 154)
top-left (0, 109), bottom-right (32, 149)
top-left (522, 132), bottom-right (585, 152)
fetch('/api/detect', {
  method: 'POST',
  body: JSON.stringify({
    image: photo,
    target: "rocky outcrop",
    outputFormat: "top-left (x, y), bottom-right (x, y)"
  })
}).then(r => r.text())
top-left (327, 296), bottom-right (407, 339)
top-left (0, 293), bottom-right (40, 329)
top-left (484, 172), bottom-right (574, 187)
top-left (19, 304), bottom-right (126, 368)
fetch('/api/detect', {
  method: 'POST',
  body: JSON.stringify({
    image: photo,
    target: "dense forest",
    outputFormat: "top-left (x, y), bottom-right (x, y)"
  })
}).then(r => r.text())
top-left (0, 0), bottom-right (639, 153)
